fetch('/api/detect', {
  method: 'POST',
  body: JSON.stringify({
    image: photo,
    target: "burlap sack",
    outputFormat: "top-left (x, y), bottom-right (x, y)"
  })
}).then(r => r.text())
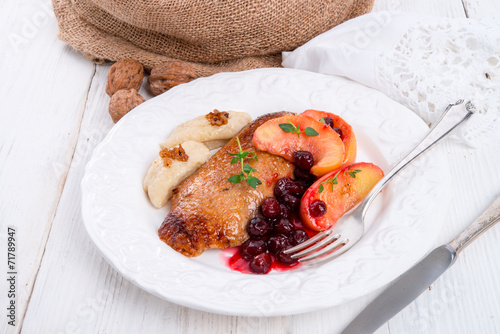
top-left (52, 0), bottom-right (374, 76)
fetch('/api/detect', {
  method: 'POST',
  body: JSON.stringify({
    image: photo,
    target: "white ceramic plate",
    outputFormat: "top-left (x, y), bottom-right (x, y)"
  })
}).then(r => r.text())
top-left (81, 68), bottom-right (451, 316)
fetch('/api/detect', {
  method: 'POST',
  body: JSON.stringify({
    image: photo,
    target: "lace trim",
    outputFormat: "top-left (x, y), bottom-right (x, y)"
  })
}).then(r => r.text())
top-left (377, 17), bottom-right (500, 147)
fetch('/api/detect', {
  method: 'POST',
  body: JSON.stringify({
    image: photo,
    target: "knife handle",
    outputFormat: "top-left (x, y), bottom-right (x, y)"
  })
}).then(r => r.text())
top-left (447, 194), bottom-right (500, 254)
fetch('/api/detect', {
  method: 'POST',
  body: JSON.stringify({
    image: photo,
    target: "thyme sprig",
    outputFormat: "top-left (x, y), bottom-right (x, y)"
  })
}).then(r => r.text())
top-left (279, 121), bottom-right (319, 137)
top-left (346, 167), bottom-right (362, 179)
top-left (318, 170), bottom-right (342, 194)
top-left (227, 137), bottom-right (262, 189)
top-left (318, 165), bottom-right (362, 193)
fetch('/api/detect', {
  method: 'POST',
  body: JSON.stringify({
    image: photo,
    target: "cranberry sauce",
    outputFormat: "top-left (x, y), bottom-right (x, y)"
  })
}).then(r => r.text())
top-left (226, 151), bottom-right (320, 274)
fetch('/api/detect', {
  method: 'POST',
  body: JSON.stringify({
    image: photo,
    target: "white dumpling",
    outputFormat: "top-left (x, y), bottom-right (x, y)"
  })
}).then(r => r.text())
top-left (160, 110), bottom-right (251, 150)
top-left (143, 141), bottom-right (211, 208)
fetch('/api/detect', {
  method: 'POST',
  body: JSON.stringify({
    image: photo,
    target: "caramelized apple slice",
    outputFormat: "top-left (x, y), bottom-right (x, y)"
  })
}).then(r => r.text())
top-left (301, 109), bottom-right (357, 166)
top-left (300, 162), bottom-right (384, 231)
top-left (252, 115), bottom-right (345, 177)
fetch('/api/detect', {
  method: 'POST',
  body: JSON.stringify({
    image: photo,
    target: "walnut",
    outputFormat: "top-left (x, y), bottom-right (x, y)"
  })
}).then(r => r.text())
top-left (205, 109), bottom-right (229, 126)
top-left (159, 144), bottom-right (189, 167)
top-left (106, 59), bottom-right (144, 97)
top-left (148, 60), bottom-right (196, 95)
top-left (108, 89), bottom-right (146, 123)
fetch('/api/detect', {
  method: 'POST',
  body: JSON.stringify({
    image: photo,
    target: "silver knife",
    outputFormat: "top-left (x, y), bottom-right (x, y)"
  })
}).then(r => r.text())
top-left (342, 194), bottom-right (500, 334)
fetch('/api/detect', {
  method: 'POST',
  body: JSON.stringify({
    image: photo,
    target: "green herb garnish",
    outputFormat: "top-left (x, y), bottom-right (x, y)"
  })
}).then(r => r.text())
top-left (279, 121), bottom-right (319, 137)
top-left (318, 170), bottom-right (342, 193)
top-left (228, 137), bottom-right (262, 189)
top-left (346, 168), bottom-right (362, 179)
top-left (318, 165), bottom-right (362, 193)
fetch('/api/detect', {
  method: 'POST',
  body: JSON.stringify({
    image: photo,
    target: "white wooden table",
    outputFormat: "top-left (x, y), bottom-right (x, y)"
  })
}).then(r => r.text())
top-left (1, 1), bottom-right (499, 333)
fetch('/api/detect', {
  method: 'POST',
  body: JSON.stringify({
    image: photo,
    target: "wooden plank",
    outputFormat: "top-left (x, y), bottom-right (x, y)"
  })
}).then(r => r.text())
top-left (376, 143), bottom-right (500, 334)
top-left (18, 1), bottom-right (500, 334)
top-left (18, 64), bottom-right (117, 334)
top-left (366, 1), bottom-right (500, 333)
top-left (0, 0), bottom-right (95, 332)
top-left (462, 0), bottom-right (500, 17)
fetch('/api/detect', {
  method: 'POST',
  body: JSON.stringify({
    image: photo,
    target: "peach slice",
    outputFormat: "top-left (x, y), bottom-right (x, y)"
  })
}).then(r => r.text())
top-left (300, 162), bottom-right (384, 231)
top-left (252, 115), bottom-right (345, 177)
top-left (301, 109), bottom-right (357, 167)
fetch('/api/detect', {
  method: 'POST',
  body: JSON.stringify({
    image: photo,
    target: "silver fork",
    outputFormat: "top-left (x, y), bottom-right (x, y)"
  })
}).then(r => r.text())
top-left (284, 100), bottom-right (475, 266)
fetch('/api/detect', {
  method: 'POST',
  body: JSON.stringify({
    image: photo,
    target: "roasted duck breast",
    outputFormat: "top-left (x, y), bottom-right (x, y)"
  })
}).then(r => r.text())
top-left (158, 111), bottom-right (295, 257)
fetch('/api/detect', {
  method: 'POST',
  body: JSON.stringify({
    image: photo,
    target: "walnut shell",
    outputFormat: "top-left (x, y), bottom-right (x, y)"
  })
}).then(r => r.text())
top-left (106, 59), bottom-right (144, 97)
top-left (108, 89), bottom-right (146, 123)
top-left (148, 60), bottom-right (196, 95)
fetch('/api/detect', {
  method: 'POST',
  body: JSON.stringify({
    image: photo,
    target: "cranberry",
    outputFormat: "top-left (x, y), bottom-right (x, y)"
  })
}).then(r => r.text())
top-left (293, 151), bottom-right (315, 170)
top-left (290, 229), bottom-right (310, 246)
top-left (286, 182), bottom-right (303, 196)
top-left (323, 116), bottom-right (335, 128)
top-left (289, 214), bottom-right (301, 227)
top-left (274, 177), bottom-right (294, 198)
top-left (250, 252), bottom-right (273, 274)
top-left (279, 203), bottom-right (291, 219)
top-left (323, 117), bottom-right (343, 137)
top-left (261, 197), bottom-right (280, 218)
top-left (266, 217), bottom-right (279, 225)
top-left (274, 218), bottom-right (294, 236)
top-left (274, 177), bottom-right (305, 198)
top-left (309, 200), bottom-right (327, 217)
top-left (294, 168), bottom-right (316, 183)
top-left (276, 250), bottom-right (298, 266)
top-left (294, 179), bottom-right (308, 195)
top-left (240, 238), bottom-right (267, 259)
top-left (247, 217), bottom-right (271, 237)
top-left (332, 127), bottom-right (343, 137)
top-left (279, 193), bottom-right (300, 210)
top-left (267, 235), bottom-right (291, 254)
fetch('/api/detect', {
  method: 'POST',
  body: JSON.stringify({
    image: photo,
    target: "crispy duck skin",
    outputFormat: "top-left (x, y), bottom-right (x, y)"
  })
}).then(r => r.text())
top-left (158, 111), bottom-right (295, 257)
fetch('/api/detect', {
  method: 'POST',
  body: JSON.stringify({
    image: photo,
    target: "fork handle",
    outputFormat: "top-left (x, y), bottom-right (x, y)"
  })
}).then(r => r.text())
top-left (447, 194), bottom-right (500, 254)
top-left (360, 100), bottom-right (475, 216)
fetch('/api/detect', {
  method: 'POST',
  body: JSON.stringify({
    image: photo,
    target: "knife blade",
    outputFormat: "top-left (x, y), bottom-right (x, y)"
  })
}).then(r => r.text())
top-left (342, 194), bottom-right (500, 334)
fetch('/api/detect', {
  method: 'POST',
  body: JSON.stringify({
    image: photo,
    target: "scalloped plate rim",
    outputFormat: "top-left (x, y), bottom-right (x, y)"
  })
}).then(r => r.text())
top-left (81, 68), bottom-right (451, 316)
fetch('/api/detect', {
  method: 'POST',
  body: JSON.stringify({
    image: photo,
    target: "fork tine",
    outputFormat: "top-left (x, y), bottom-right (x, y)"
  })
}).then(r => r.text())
top-left (284, 229), bottom-right (333, 254)
top-left (296, 237), bottom-right (349, 262)
top-left (289, 232), bottom-right (340, 259)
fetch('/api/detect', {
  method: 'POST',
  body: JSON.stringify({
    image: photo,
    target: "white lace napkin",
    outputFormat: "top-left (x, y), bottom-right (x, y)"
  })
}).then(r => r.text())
top-left (282, 11), bottom-right (500, 147)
